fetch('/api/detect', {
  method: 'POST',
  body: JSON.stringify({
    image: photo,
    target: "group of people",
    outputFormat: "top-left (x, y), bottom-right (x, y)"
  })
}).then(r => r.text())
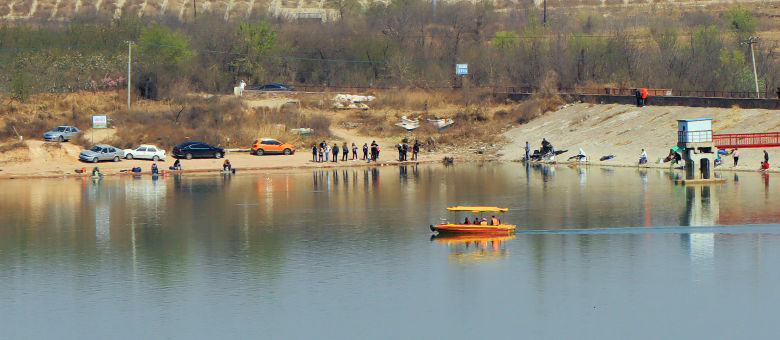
top-left (635, 87), bottom-right (649, 107)
top-left (396, 141), bottom-right (421, 161)
top-left (462, 216), bottom-right (501, 225)
top-left (312, 140), bottom-right (381, 163)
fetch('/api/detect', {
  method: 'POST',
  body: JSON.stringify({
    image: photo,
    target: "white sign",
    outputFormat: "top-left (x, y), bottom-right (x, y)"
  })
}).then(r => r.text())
top-left (456, 63), bottom-right (468, 75)
top-left (92, 115), bottom-right (108, 129)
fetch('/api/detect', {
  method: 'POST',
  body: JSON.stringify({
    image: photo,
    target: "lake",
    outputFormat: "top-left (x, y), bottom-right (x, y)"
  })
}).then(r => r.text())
top-left (1, 164), bottom-right (779, 339)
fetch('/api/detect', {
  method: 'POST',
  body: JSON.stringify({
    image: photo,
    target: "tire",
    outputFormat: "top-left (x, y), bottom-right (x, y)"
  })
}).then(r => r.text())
top-left (283, 148), bottom-right (291, 155)
top-left (215, 152), bottom-right (222, 159)
top-left (126, 154), bottom-right (134, 160)
top-left (92, 157), bottom-right (98, 163)
top-left (152, 155), bottom-right (159, 161)
top-left (185, 153), bottom-right (193, 160)
top-left (256, 149), bottom-right (264, 156)
top-left (58, 136), bottom-right (64, 143)
top-left (113, 156), bottom-right (120, 162)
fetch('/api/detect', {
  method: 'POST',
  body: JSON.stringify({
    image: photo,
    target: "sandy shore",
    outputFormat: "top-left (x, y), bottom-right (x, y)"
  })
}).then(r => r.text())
top-left (500, 103), bottom-right (780, 173)
top-left (0, 139), bottom-right (450, 179)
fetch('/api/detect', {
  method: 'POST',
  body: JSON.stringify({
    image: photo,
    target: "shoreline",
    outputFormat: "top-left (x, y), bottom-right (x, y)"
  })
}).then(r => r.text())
top-left (0, 157), bottom-right (446, 180)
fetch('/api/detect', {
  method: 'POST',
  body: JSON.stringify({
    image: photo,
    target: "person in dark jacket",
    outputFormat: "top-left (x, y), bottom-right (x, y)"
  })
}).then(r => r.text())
top-left (311, 144), bottom-right (317, 162)
top-left (332, 143), bottom-right (339, 162)
top-left (412, 141), bottom-right (420, 160)
top-left (362, 143), bottom-right (369, 160)
top-left (342, 142), bottom-right (349, 161)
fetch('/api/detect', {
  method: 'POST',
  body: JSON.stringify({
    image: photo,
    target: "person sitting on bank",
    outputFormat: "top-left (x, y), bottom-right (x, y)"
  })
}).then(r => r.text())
top-left (172, 159), bottom-right (181, 170)
top-left (151, 162), bottom-right (159, 174)
top-left (223, 159), bottom-right (232, 171)
top-left (91, 166), bottom-right (102, 176)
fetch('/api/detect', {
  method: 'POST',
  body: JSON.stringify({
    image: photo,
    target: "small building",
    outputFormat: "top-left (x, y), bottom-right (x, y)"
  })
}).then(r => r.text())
top-left (676, 118), bottom-right (718, 182)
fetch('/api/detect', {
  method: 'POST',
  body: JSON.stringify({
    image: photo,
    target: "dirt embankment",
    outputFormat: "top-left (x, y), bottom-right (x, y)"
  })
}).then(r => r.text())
top-left (501, 103), bottom-right (780, 171)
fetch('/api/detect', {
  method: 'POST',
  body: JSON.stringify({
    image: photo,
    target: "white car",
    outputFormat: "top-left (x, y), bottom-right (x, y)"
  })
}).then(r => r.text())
top-left (123, 144), bottom-right (166, 161)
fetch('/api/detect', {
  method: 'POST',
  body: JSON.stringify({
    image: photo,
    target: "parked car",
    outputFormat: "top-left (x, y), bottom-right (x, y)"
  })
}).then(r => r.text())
top-left (123, 144), bottom-right (166, 161)
top-left (252, 138), bottom-right (296, 155)
top-left (248, 83), bottom-right (295, 91)
top-left (172, 141), bottom-right (225, 159)
top-left (79, 144), bottom-right (124, 163)
top-left (43, 126), bottom-right (80, 142)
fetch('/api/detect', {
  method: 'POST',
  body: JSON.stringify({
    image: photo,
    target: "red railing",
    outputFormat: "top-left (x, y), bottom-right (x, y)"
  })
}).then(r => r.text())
top-left (713, 132), bottom-right (780, 149)
top-left (502, 87), bottom-right (768, 99)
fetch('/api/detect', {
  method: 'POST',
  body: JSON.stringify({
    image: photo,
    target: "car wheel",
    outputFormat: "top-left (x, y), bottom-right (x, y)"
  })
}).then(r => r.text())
top-left (113, 156), bottom-right (120, 162)
top-left (186, 153), bottom-right (193, 160)
top-left (256, 149), bottom-right (264, 156)
top-left (283, 148), bottom-right (291, 155)
top-left (215, 152), bottom-right (222, 159)
top-left (58, 136), bottom-right (64, 142)
top-left (92, 157), bottom-right (98, 163)
top-left (153, 155), bottom-right (159, 161)
top-left (126, 154), bottom-right (133, 160)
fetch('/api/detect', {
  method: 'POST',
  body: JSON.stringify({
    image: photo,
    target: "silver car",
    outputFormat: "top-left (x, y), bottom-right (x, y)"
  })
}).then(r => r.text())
top-left (79, 144), bottom-right (124, 163)
top-left (43, 126), bottom-right (81, 142)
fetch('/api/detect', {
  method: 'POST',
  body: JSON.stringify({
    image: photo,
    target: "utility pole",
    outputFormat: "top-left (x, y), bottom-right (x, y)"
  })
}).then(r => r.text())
top-left (543, 0), bottom-right (547, 24)
top-left (127, 41), bottom-right (132, 109)
top-left (741, 36), bottom-right (761, 98)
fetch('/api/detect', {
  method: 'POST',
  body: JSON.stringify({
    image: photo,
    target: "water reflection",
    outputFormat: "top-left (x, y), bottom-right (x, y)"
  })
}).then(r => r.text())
top-left (431, 234), bottom-right (514, 263)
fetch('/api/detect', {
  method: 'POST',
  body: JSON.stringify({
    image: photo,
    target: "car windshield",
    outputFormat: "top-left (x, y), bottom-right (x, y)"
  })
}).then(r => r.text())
top-left (89, 146), bottom-right (102, 152)
top-left (53, 127), bottom-right (67, 132)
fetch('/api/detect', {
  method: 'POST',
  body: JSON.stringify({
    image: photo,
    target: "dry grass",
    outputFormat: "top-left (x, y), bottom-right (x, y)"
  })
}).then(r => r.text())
top-left (0, 141), bottom-right (29, 153)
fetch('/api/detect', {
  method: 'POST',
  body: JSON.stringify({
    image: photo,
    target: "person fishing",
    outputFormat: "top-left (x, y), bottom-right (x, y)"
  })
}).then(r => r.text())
top-left (171, 159), bottom-right (181, 170)
top-left (223, 159), bottom-right (232, 171)
top-left (151, 162), bottom-right (159, 174)
top-left (639, 149), bottom-right (648, 165)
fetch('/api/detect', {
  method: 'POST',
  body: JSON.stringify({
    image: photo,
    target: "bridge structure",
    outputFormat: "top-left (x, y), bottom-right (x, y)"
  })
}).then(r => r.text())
top-left (713, 132), bottom-right (780, 149)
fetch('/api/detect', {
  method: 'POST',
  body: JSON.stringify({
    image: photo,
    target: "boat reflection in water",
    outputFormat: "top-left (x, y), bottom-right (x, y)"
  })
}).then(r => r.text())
top-left (431, 233), bottom-right (515, 263)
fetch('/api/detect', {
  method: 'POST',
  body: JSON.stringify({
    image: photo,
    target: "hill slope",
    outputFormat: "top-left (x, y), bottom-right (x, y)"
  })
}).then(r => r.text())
top-left (2, 0), bottom-right (777, 22)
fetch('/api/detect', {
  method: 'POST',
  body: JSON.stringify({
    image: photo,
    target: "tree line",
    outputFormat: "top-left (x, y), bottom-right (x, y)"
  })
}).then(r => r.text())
top-left (0, 1), bottom-right (777, 101)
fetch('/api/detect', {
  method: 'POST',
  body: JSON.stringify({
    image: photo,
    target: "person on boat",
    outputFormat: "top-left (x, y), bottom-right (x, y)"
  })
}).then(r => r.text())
top-left (473, 217), bottom-right (480, 224)
top-left (480, 218), bottom-right (488, 225)
top-left (463, 217), bottom-right (471, 225)
top-left (151, 162), bottom-right (159, 174)
top-left (223, 159), bottom-right (232, 171)
top-left (491, 216), bottom-right (499, 225)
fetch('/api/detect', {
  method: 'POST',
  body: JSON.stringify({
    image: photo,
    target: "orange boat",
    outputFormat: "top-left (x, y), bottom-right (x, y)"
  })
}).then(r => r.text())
top-left (429, 206), bottom-right (516, 234)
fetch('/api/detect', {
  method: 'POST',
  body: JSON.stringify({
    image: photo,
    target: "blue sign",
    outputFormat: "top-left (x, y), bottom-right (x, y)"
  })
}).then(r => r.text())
top-left (455, 63), bottom-right (468, 75)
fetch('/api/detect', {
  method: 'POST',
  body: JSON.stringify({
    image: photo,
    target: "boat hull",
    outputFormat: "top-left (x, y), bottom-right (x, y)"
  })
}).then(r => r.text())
top-left (431, 223), bottom-right (515, 234)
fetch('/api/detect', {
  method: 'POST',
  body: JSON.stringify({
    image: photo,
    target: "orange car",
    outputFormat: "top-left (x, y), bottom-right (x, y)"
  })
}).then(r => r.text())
top-left (251, 138), bottom-right (296, 155)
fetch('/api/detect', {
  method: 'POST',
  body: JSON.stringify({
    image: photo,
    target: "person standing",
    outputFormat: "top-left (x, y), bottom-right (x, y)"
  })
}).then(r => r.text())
top-left (352, 143), bottom-right (358, 160)
top-left (524, 141), bottom-right (530, 161)
top-left (635, 89), bottom-right (642, 107)
top-left (342, 142), bottom-right (349, 161)
top-left (641, 87), bottom-right (648, 106)
top-left (412, 140), bottom-right (420, 161)
top-left (324, 143), bottom-right (330, 162)
top-left (332, 143), bottom-right (339, 162)
top-left (362, 143), bottom-right (369, 160)
top-left (397, 143), bottom-right (403, 161)
top-left (733, 148), bottom-right (740, 167)
top-left (311, 144), bottom-right (317, 162)
top-left (402, 142), bottom-right (409, 161)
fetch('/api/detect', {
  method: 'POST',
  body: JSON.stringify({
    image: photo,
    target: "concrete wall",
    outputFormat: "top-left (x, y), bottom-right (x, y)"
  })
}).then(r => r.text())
top-left (505, 93), bottom-right (780, 110)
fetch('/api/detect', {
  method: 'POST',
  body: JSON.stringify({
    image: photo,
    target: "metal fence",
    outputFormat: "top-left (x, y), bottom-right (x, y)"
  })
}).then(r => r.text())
top-left (713, 132), bottom-right (780, 149)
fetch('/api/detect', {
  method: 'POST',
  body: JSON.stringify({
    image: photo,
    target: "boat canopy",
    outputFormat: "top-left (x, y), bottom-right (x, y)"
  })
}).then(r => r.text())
top-left (447, 206), bottom-right (508, 213)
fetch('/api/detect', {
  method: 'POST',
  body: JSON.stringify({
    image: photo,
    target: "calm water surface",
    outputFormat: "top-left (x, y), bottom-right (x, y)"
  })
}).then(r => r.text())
top-left (2, 164), bottom-right (780, 339)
